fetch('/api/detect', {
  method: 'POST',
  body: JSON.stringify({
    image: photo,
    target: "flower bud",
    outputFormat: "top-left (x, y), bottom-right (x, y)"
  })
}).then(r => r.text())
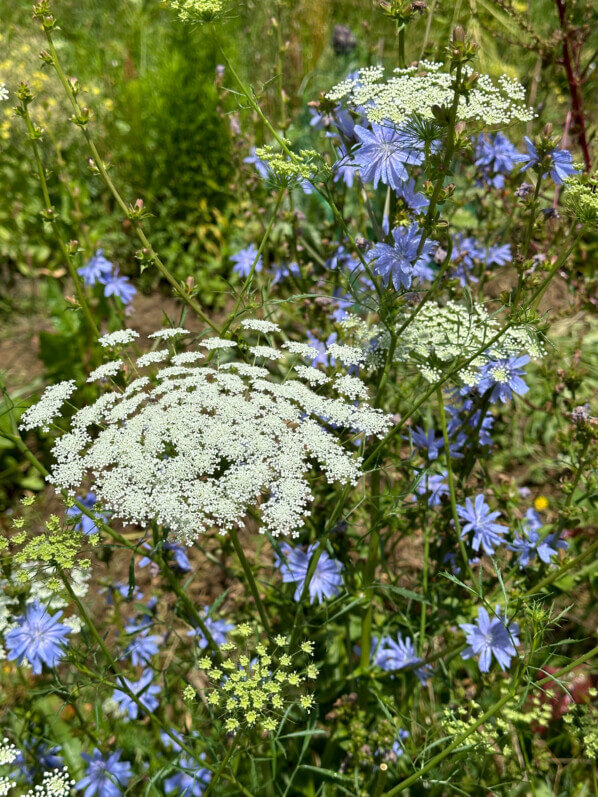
top-left (452, 25), bottom-right (465, 43)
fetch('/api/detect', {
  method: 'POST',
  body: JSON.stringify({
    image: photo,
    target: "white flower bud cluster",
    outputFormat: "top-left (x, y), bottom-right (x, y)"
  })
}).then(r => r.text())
top-left (341, 303), bottom-right (544, 386)
top-left (26, 325), bottom-right (392, 543)
top-left (390, 301), bottom-right (544, 382)
top-left (326, 62), bottom-right (535, 126)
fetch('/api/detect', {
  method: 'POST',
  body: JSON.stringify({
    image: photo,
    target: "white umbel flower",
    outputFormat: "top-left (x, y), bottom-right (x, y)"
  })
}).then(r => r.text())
top-left (136, 350), bottom-right (170, 367)
top-left (199, 337), bottom-right (238, 350)
top-left (87, 360), bottom-right (123, 383)
top-left (148, 327), bottom-right (190, 340)
top-left (240, 319), bottom-right (281, 334)
top-left (327, 61), bottom-right (535, 126)
top-left (282, 341), bottom-right (319, 360)
top-left (32, 326), bottom-right (392, 543)
top-left (249, 345), bottom-right (285, 361)
top-left (99, 329), bottom-right (139, 348)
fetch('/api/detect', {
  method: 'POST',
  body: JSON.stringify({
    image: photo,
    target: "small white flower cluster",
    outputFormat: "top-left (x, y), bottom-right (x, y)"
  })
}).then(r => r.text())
top-left (23, 769), bottom-right (75, 797)
top-left (0, 740), bottom-right (73, 796)
top-left (20, 380), bottom-right (77, 433)
top-left (99, 329), bottom-right (139, 348)
top-left (87, 360), bottom-right (123, 383)
top-left (240, 319), bottom-right (280, 334)
top-left (0, 738), bottom-right (17, 766)
top-left (25, 325), bottom-right (391, 543)
top-left (326, 61), bottom-right (535, 126)
top-left (390, 301), bottom-right (544, 383)
top-left (148, 327), bottom-right (190, 340)
top-left (0, 84), bottom-right (8, 103)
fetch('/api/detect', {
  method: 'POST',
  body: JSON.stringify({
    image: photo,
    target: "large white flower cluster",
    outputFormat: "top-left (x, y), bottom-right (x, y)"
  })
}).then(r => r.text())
top-left (23, 324), bottom-right (392, 543)
top-left (326, 62), bottom-right (535, 126)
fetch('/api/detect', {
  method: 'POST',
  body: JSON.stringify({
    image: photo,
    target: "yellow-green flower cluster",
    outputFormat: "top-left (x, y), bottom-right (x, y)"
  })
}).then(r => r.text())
top-left (2, 508), bottom-right (92, 582)
top-left (254, 145), bottom-right (330, 189)
top-left (501, 693), bottom-right (552, 730)
top-left (440, 703), bottom-right (496, 755)
top-left (198, 627), bottom-right (318, 735)
top-left (562, 172), bottom-right (598, 230)
top-left (167, 0), bottom-right (225, 23)
top-left (563, 689), bottom-right (598, 760)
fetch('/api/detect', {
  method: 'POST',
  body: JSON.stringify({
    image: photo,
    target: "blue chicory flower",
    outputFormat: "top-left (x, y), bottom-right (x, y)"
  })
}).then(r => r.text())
top-left (5, 601), bottom-right (71, 675)
top-left (410, 426), bottom-right (443, 461)
top-left (231, 244), bottom-right (263, 278)
top-left (483, 243), bottom-right (511, 267)
top-left (516, 137), bottom-right (580, 184)
top-left (186, 607), bottom-right (234, 649)
top-left (271, 261), bottom-right (301, 285)
top-left (76, 748), bottom-right (132, 797)
top-left (450, 233), bottom-right (485, 286)
top-left (395, 178), bottom-right (429, 211)
top-left (78, 249), bottom-right (114, 287)
top-left (509, 509), bottom-right (568, 568)
top-left (112, 669), bottom-right (161, 720)
top-left (368, 223), bottom-right (436, 290)
top-left (124, 631), bottom-right (161, 667)
top-left (66, 492), bottom-right (106, 535)
top-left (10, 741), bottom-right (63, 784)
top-left (478, 355), bottom-right (530, 403)
top-left (460, 606), bottom-right (520, 672)
top-left (446, 397), bottom-right (494, 453)
top-left (457, 494), bottom-right (508, 555)
top-left (103, 269), bottom-right (136, 305)
top-left (373, 633), bottom-right (431, 685)
top-left (138, 540), bottom-right (192, 574)
top-left (274, 542), bottom-right (344, 604)
top-left (164, 755), bottom-right (212, 796)
top-left (475, 132), bottom-right (522, 185)
top-left (306, 331), bottom-right (337, 367)
top-left (332, 144), bottom-right (357, 188)
top-left (353, 122), bottom-right (423, 190)
top-left (414, 470), bottom-right (449, 507)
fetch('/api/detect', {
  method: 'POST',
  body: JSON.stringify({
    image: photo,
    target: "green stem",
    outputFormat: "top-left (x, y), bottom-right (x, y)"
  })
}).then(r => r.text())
top-left (19, 103), bottom-right (99, 338)
top-left (437, 386), bottom-right (475, 581)
top-left (202, 734), bottom-right (241, 797)
top-left (229, 528), bottom-right (271, 633)
top-left (383, 689), bottom-right (515, 795)
top-left (274, 0), bottom-right (287, 131)
top-left (222, 189), bottom-right (285, 335)
top-left (57, 568), bottom-right (206, 765)
top-left (398, 27), bottom-right (406, 68)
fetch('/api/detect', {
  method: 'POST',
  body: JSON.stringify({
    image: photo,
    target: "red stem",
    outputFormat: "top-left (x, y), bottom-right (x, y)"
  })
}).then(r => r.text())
top-left (554, 0), bottom-right (591, 171)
